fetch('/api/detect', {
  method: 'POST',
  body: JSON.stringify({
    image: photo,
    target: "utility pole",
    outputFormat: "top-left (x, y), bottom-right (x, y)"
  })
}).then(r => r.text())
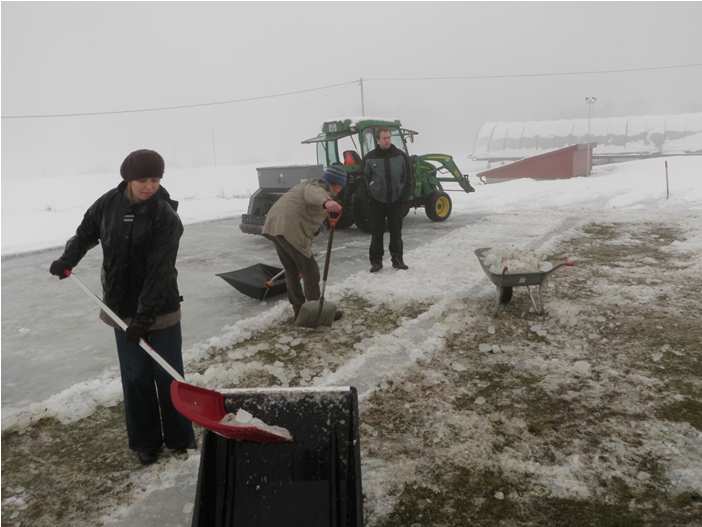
top-left (211, 128), bottom-right (217, 167)
top-left (359, 78), bottom-right (366, 116)
top-left (585, 96), bottom-right (597, 137)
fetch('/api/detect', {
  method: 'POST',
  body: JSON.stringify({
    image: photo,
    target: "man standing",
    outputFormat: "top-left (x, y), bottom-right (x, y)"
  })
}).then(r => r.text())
top-left (262, 164), bottom-right (345, 320)
top-left (363, 128), bottom-right (413, 272)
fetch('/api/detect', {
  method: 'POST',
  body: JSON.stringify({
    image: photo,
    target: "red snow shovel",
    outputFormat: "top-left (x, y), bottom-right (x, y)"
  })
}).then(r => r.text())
top-left (66, 271), bottom-right (292, 443)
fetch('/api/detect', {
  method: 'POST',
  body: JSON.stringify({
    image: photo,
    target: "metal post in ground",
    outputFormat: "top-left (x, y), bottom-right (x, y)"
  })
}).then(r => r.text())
top-left (665, 160), bottom-right (670, 199)
top-left (585, 96), bottom-right (597, 138)
top-left (359, 78), bottom-right (366, 116)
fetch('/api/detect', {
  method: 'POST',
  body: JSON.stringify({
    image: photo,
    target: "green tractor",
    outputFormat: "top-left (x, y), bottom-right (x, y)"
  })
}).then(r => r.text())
top-left (301, 118), bottom-right (475, 232)
top-left (239, 118), bottom-right (475, 235)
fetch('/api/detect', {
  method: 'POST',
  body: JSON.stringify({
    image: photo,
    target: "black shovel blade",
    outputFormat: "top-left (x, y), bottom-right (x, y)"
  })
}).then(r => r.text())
top-left (217, 264), bottom-right (286, 300)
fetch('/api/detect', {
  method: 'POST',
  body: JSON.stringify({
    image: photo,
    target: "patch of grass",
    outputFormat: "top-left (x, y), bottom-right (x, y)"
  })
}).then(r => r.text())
top-left (1, 405), bottom-right (135, 526)
top-left (375, 464), bottom-right (648, 527)
top-left (191, 295), bottom-right (431, 385)
top-left (657, 398), bottom-right (702, 431)
top-left (575, 222), bottom-right (687, 272)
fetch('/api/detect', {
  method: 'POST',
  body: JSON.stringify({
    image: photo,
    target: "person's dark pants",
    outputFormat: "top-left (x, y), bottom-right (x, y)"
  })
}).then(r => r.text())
top-left (369, 198), bottom-right (404, 264)
top-left (114, 322), bottom-right (196, 451)
top-left (268, 235), bottom-right (320, 314)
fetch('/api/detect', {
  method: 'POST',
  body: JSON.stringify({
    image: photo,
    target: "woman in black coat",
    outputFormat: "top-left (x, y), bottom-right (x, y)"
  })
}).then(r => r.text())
top-left (49, 149), bottom-right (195, 465)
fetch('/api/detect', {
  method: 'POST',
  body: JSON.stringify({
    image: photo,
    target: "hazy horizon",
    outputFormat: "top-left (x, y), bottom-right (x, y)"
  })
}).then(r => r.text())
top-left (2, 2), bottom-right (701, 179)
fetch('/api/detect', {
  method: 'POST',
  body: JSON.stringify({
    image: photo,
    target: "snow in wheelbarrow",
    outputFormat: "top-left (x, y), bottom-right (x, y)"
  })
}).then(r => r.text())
top-left (474, 247), bottom-right (574, 313)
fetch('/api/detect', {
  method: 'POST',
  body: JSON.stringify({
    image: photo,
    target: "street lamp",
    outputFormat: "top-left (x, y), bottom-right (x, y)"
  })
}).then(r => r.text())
top-left (585, 96), bottom-right (598, 137)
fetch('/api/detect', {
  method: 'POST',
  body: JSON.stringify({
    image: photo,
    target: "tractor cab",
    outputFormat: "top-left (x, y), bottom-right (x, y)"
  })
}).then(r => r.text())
top-left (302, 118), bottom-right (416, 169)
top-left (239, 117), bottom-right (474, 235)
top-left (300, 119), bottom-right (423, 230)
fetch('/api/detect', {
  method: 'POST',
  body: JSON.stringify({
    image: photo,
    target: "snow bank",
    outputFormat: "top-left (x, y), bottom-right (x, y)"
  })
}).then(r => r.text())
top-left (2, 156), bottom-right (701, 431)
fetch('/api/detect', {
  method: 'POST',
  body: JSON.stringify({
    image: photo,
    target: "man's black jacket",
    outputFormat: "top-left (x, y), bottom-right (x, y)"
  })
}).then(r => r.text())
top-left (363, 144), bottom-right (413, 204)
top-left (58, 181), bottom-right (183, 323)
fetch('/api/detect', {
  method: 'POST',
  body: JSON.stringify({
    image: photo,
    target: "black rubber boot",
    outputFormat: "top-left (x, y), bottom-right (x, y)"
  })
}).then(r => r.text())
top-left (136, 448), bottom-right (160, 465)
top-left (370, 262), bottom-right (383, 273)
top-left (392, 258), bottom-right (408, 270)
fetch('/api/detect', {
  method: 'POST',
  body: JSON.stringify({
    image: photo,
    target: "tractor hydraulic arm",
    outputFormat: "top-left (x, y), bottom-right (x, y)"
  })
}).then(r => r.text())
top-left (416, 154), bottom-right (475, 193)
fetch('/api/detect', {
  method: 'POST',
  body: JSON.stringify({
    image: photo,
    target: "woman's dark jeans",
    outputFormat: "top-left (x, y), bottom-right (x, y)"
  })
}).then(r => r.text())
top-left (114, 322), bottom-right (195, 451)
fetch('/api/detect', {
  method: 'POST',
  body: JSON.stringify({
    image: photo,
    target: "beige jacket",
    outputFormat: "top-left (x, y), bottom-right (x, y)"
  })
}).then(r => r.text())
top-left (262, 180), bottom-right (332, 257)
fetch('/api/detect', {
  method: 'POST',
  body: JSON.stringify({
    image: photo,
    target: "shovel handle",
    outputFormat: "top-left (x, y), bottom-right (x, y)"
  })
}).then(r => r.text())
top-left (321, 218), bottom-right (335, 283)
top-left (264, 268), bottom-right (286, 288)
top-left (66, 271), bottom-right (185, 383)
top-left (327, 211), bottom-right (340, 229)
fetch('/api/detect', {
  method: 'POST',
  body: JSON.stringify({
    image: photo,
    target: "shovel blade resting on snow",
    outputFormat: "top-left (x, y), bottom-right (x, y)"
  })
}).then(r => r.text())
top-left (217, 263), bottom-right (286, 300)
top-left (295, 299), bottom-right (337, 328)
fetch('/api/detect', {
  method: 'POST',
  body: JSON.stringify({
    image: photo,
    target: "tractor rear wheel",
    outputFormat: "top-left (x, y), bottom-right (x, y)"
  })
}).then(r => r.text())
top-left (425, 191), bottom-right (452, 222)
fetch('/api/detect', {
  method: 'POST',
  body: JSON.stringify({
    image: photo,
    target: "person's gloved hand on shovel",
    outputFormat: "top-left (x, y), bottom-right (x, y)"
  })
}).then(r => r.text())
top-left (323, 199), bottom-right (342, 217)
top-left (126, 315), bottom-right (154, 344)
top-left (49, 259), bottom-right (72, 279)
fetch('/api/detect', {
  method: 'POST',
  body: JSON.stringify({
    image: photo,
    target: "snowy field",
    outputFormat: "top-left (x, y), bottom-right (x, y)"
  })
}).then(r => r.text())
top-left (2, 155), bottom-right (702, 525)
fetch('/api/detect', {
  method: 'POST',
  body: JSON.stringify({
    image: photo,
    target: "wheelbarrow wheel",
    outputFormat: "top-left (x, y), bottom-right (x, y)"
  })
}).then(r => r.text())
top-left (499, 286), bottom-right (513, 305)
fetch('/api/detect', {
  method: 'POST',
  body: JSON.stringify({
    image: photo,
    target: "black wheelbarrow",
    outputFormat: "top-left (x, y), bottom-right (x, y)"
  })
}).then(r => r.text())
top-left (475, 247), bottom-right (575, 315)
top-left (217, 263), bottom-right (287, 301)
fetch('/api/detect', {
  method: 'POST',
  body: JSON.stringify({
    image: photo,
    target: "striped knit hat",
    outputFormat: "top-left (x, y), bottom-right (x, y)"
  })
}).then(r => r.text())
top-left (322, 164), bottom-right (347, 188)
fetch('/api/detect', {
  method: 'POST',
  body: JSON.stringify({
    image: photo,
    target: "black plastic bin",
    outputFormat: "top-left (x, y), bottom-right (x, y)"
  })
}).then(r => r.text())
top-left (191, 387), bottom-right (362, 527)
top-left (216, 264), bottom-right (286, 300)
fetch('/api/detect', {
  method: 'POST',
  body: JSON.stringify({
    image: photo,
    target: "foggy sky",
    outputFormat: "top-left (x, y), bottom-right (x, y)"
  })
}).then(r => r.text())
top-left (2, 2), bottom-right (701, 179)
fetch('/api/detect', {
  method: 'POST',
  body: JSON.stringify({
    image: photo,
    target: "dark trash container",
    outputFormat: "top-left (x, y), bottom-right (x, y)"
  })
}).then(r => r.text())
top-left (191, 387), bottom-right (362, 527)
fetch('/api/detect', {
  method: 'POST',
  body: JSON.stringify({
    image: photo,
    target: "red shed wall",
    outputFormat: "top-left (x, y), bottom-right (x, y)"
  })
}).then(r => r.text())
top-left (479, 144), bottom-right (592, 183)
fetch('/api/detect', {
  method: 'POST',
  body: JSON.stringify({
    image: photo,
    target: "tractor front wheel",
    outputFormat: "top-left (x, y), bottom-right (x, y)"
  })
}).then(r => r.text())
top-left (425, 191), bottom-right (452, 222)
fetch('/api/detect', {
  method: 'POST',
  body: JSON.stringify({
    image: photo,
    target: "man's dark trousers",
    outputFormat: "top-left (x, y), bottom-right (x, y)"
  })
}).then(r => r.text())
top-left (114, 322), bottom-right (196, 451)
top-left (268, 235), bottom-right (321, 314)
top-left (369, 198), bottom-right (404, 264)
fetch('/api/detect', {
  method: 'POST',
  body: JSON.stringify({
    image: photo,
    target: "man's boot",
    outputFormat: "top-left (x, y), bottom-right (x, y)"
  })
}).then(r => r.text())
top-left (135, 447), bottom-right (160, 466)
top-left (392, 257), bottom-right (409, 270)
top-left (370, 261), bottom-right (383, 273)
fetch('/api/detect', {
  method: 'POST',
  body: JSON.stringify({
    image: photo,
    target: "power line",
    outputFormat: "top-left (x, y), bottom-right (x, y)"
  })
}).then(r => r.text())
top-left (3, 62), bottom-right (701, 120)
top-left (1, 79), bottom-right (358, 120)
top-left (367, 62), bottom-right (702, 82)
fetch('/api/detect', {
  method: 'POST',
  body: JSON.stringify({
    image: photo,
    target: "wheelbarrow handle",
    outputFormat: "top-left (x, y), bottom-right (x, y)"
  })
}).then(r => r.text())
top-left (548, 258), bottom-right (576, 274)
top-left (66, 271), bottom-right (186, 383)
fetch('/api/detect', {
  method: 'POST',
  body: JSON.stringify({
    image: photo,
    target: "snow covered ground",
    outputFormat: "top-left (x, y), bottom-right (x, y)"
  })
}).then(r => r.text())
top-left (2, 155), bottom-right (702, 525)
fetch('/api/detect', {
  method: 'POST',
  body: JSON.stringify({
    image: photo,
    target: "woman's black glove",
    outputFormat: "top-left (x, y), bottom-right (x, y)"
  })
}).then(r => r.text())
top-left (125, 316), bottom-right (153, 344)
top-left (49, 259), bottom-right (72, 279)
